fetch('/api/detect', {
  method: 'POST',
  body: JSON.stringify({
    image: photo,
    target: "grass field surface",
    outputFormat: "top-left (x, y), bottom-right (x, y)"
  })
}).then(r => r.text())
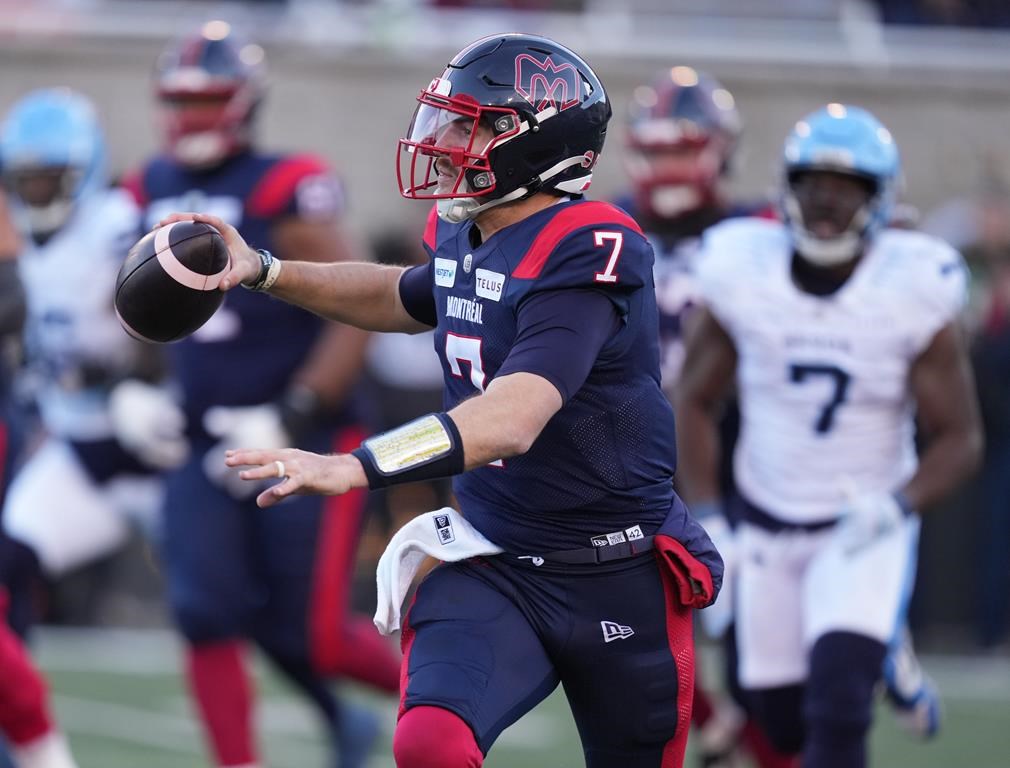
top-left (33, 628), bottom-right (1010, 768)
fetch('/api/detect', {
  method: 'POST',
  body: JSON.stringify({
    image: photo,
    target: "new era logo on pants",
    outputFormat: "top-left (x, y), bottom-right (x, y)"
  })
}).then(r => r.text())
top-left (601, 620), bottom-right (634, 643)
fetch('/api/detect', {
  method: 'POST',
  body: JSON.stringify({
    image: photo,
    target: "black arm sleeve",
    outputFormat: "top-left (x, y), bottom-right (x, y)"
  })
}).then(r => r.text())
top-left (496, 289), bottom-right (621, 402)
top-left (397, 263), bottom-right (437, 327)
top-left (0, 261), bottom-right (26, 338)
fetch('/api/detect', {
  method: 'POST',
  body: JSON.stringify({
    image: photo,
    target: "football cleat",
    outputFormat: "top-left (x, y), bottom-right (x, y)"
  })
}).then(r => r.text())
top-left (882, 630), bottom-right (942, 740)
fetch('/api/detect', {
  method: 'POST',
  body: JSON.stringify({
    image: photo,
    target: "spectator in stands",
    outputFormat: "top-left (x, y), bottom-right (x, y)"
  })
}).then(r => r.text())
top-left (874, 0), bottom-right (1010, 27)
top-left (926, 174), bottom-right (1010, 649)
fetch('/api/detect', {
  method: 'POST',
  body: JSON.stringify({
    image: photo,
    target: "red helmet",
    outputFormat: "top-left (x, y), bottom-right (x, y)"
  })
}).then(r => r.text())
top-left (155, 21), bottom-right (265, 169)
top-left (624, 67), bottom-right (741, 220)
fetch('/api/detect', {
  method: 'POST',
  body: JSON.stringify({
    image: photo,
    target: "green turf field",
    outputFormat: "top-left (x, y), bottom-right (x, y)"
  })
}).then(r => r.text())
top-left (33, 628), bottom-right (1010, 767)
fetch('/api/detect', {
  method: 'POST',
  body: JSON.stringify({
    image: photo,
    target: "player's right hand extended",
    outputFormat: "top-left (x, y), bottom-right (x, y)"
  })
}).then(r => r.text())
top-left (224, 448), bottom-right (369, 508)
top-left (156, 211), bottom-right (259, 291)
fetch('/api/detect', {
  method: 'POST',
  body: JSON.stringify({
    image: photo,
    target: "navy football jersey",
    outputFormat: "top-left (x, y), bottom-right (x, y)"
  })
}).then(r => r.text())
top-left (418, 199), bottom-right (679, 553)
top-left (124, 151), bottom-right (345, 431)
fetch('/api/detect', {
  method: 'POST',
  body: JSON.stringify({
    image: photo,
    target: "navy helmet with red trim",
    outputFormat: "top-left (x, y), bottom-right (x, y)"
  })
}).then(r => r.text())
top-left (624, 67), bottom-right (741, 220)
top-left (397, 33), bottom-right (612, 224)
top-left (155, 20), bottom-right (266, 169)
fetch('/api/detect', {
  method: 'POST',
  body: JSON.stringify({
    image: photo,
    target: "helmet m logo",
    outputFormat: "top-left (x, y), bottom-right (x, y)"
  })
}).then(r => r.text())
top-left (514, 54), bottom-right (581, 113)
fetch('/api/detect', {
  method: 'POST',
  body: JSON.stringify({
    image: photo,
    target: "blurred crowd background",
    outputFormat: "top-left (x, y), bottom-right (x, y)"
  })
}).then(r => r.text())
top-left (1, 0), bottom-right (1009, 657)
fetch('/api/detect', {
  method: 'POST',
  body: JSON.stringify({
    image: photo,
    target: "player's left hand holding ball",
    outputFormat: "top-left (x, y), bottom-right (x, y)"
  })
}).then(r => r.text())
top-left (157, 211), bottom-right (261, 291)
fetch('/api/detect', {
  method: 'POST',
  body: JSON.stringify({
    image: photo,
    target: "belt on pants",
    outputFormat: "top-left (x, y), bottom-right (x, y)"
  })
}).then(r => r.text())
top-left (519, 535), bottom-right (655, 565)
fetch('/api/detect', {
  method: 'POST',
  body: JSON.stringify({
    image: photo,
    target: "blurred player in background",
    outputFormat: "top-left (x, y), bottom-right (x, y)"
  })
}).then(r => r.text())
top-left (676, 104), bottom-right (983, 768)
top-left (164, 31), bottom-right (724, 768)
top-left (121, 22), bottom-right (400, 768)
top-left (0, 90), bottom-right (165, 629)
top-left (0, 88), bottom-right (164, 768)
top-left (618, 67), bottom-right (792, 768)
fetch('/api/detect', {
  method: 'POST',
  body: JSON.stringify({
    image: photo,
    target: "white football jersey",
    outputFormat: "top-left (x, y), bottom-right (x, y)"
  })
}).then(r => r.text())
top-left (650, 232), bottom-right (705, 386)
top-left (696, 218), bottom-right (967, 523)
top-left (17, 188), bottom-right (142, 440)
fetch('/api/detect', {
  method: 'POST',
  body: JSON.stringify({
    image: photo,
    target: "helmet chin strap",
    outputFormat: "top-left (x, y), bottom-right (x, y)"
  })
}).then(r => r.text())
top-left (784, 194), bottom-right (871, 267)
top-left (174, 131), bottom-right (230, 169)
top-left (24, 199), bottom-right (75, 240)
top-left (436, 155), bottom-right (593, 224)
top-left (648, 184), bottom-right (704, 218)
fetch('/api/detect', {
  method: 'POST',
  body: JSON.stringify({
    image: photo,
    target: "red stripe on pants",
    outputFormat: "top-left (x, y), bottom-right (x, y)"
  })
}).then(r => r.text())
top-left (309, 426), bottom-right (400, 692)
top-left (660, 580), bottom-right (695, 767)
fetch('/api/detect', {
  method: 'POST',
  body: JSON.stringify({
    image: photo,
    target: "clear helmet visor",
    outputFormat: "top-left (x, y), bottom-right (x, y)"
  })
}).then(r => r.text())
top-left (397, 91), bottom-right (518, 201)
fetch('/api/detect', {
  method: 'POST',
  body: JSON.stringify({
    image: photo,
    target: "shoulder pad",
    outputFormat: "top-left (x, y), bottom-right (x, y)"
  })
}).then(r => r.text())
top-left (246, 154), bottom-right (341, 219)
top-left (878, 229), bottom-right (968, 324)
top-left (512, 201), bottom-right (644, 281)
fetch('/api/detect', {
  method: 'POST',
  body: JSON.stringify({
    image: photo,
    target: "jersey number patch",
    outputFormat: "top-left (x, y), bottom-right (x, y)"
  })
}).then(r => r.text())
top-left (789, 363), bottom-right (851, 434)
top-left (444, 332), bottom-right (503, 467)
top-left (593, 231), bottom-right (623, 284)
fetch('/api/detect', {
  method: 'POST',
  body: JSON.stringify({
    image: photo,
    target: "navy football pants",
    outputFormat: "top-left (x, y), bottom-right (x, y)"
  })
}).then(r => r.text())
top-left (161, 428), bottom-right (366, 669)
top-left (400, 552), bottom-right (694, 767)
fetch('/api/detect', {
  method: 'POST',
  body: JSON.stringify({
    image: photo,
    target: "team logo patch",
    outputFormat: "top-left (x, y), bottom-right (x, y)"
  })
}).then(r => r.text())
top-left (601, 620), bottom-right (635, 643)
top-left (434, 258), bottom-right (457, 288)
top-left (462, 253), bottom-right (473, 273)
top-left (474, 269), bottom-right (505, 301)
top-left (514, 54), bottom-right (581, 113)
top-left (433, 513), bottom-right (455, 544)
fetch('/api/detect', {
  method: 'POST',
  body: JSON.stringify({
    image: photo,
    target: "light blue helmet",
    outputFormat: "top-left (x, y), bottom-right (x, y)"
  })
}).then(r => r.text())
top-left (0, 88), bottom-right (108, 239)
top-left (781, 103), bottom-right (900, 265)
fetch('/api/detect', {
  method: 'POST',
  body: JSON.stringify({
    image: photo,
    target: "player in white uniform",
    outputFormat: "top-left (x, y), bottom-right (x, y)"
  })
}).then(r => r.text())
top-left (0, 90), bottom-right (176, 628)
top-left (675, 104), bottom-right (983, 768)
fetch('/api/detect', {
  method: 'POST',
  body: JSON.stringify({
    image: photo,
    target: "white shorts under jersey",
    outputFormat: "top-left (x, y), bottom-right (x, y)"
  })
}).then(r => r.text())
top-left (696, 218), bottom-right (967, 524)
top-left (17, 188), bottom-right (142, 440)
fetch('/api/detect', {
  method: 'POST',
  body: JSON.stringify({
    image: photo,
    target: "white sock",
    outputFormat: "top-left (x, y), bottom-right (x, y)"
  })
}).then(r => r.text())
top-left (12, 731), bottom-right (78, 768)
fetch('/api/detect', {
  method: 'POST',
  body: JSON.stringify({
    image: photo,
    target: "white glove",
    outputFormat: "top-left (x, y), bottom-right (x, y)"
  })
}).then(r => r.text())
top-left (835, 488), bottom-right (909, 555)
top-left (202, 404), bottom-right (291, 499)
top-left (109, 380), bottom-right (189, 469)
top-left (693, 504), bottom-right (736, 639)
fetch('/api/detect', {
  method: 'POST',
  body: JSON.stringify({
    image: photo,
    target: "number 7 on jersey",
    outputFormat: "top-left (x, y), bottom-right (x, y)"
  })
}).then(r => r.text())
top-left (593, 231), bottom-right (623, 284)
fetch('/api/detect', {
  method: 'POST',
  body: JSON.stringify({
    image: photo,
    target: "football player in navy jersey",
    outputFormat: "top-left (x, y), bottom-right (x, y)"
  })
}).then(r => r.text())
top-left (121, 22), bottom-right (400, 768)
top-left (162, 33), bottom-right (723, 768)
top-left (617, 68), bottom-right (794, 768)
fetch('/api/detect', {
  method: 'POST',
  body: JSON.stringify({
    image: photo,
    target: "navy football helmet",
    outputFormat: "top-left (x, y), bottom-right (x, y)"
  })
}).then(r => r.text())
top-left (781, 103), bottom-right (901, 266)
top-left (155, 20), bottom-right (266, 169)
top-left (398, 33), bottom-right (612, 223)
top-left (0, 88), bottom-right (107, 240)
top-left (624, 67), bottom-right (741, 219)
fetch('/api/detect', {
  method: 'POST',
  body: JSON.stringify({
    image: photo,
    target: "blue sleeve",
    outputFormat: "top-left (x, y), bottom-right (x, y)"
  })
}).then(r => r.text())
top-left (398, 262), bottom-right (437, 327)
top-left (496, 289), bottom-right (621, 402)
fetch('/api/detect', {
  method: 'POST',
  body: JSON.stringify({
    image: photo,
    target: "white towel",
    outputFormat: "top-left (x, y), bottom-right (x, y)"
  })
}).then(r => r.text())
top-left (374, 507), bottom-right (504, 635)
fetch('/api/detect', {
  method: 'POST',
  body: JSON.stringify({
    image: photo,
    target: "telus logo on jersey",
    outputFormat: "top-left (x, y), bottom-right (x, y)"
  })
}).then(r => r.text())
top-left (474, 269), bottom-right (504, 301)
top-left (514, 54), bottom-right (580, 112)
top-left (434, 258), bottom-right (457, 288)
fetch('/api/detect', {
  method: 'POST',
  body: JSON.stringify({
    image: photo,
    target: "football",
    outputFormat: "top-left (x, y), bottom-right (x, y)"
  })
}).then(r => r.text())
top-left (115, 220), bottom-right (230, 343)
